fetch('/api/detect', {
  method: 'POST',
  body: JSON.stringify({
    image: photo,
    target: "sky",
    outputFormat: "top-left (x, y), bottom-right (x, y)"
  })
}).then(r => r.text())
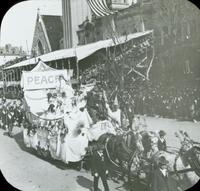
top-left (0, 0), bottom-right (62, 54)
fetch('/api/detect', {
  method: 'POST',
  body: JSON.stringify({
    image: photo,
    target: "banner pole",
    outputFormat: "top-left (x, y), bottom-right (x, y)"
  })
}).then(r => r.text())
top-left (74, 47), bottom-right (79, 82)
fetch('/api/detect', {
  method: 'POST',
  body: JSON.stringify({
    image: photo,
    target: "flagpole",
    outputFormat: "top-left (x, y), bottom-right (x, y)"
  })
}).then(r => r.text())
top-left (74, 47), bottom-right (79, 82)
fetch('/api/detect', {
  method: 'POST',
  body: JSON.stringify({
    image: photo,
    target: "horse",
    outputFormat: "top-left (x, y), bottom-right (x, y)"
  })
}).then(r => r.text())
top-left (122, 130), bottom-right (146, 178)
top-left (124, 130), bottom-right (145, 154)
top-left (96, 131), bottom-right (148, 191)
top-left (96, 133), bottom-right (132, 181)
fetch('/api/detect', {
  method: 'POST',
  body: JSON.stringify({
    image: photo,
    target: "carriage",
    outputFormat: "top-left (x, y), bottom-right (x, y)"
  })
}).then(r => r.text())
top-left (87, 128), bottom-right (200, 191)
top-left (21, 60), bottom-right (117, 166)
top-left (21, 61), bottom-right (93, 163)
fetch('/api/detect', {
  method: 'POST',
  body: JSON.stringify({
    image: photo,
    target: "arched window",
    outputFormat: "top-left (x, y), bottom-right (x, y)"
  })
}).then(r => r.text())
top-left (37, 40), bottom-right (44, 55)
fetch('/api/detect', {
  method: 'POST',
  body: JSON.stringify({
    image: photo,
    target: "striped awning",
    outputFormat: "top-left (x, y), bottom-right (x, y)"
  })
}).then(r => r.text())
top-left (87, 0), bottom-right (115, 17)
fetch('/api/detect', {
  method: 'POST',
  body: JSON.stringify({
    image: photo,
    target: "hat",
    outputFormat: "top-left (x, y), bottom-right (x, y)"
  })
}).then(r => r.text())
top-left (159, 130), bottom-right (166, 136)
top-left (148, 131), bottom-right (156, 137)
top-left (113, 96), bottom-right (119, 106)
top-left (158, 156), bottom-right (169, 165)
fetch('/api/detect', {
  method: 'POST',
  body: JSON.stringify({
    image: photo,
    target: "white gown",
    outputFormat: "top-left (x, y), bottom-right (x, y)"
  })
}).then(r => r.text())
top-left (59, 111), bottom-right (89, 163)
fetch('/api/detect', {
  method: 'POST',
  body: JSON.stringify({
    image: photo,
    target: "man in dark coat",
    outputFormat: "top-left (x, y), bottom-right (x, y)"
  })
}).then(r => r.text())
top-left (7, 105), bottom-right (15, 137)
top-left (157, 130), bottom-right (167, 151)
top-left (0, 102), bottom-right (3, 129)
top-left (14, 103), bottom-right (24, 127)
top-left (1, 102), bottom-right (8, 130)
top-left (90, 144), bottom-right (109, 191)
top-left (150, 156), bottom-right (181, 191)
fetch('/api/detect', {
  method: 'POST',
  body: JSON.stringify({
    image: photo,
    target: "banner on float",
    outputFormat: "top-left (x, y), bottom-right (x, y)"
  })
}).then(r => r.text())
top-left (87, 120), bottom-right (116, 141)
top-left (23, 70), bottom-right (71, 90)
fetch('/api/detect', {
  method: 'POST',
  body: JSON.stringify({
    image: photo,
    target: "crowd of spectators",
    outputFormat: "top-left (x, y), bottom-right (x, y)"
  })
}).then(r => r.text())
top-left (126, 80), bottom-right (200, 121)
top-left (0, 86), bottom-right (23, 99)
top-left (80, 62), bottom-right (200, 122)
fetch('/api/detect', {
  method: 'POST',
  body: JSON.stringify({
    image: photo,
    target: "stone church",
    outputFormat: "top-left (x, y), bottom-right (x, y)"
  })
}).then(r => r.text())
top-left (31, 11), bottom-right (63, 57)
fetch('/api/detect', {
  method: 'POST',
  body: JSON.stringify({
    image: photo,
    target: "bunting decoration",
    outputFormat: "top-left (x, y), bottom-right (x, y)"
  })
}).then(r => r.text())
top-left (87, 0), bottom-right (115, 17)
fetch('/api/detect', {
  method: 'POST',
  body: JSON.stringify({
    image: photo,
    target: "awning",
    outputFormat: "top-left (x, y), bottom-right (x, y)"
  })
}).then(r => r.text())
top-left (4, 30), bottom-right (153, 70)
top-left (5, 48), bottom-right (75, 70)
top-left (76, 30), bottom-right (153, 60)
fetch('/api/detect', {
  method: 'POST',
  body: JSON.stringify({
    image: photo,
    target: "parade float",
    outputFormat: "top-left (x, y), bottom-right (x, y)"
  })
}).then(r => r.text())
top-left (21, 60), bottom-right (116, 163)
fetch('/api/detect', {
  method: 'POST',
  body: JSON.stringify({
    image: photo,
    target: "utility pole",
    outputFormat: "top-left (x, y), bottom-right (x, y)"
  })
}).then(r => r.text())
top-left (26, 40), bottom-right (29, 56)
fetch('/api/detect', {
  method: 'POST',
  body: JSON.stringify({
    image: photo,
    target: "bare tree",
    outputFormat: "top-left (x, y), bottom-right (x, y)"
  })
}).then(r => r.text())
top-left (92, 24), bottom-right (154, 128)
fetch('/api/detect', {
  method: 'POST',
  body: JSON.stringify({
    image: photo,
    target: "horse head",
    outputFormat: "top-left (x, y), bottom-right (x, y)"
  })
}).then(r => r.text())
top-left (125, 130), bottom-right (145, 153)
top-left (134, 132), bottom-right (144, 153)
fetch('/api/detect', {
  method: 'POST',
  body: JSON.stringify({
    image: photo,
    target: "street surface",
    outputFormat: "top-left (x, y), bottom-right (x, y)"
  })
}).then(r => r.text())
top-left (0, 117), bottom-right (200, 191)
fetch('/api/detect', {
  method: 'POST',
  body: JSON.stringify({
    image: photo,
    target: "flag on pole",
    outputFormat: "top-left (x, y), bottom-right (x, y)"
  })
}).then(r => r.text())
top-left (87, 0), bottom-right (115, 17)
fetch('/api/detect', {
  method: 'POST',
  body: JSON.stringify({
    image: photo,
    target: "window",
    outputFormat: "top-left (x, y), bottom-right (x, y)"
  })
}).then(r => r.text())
top-left (37, 40), bottom-right (44, 55)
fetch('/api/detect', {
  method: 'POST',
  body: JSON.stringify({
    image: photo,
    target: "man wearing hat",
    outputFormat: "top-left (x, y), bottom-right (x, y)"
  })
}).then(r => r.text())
top-left (7, 105), bottom-right (15, 137)
top-left (90, 143), bottom-right (109, 191)
top-left (157, 130), bottom-right (167, 151)
top-left (150, 156), bottom-right (180, 191)
top-left (1, 101), bottom-right (8, 130)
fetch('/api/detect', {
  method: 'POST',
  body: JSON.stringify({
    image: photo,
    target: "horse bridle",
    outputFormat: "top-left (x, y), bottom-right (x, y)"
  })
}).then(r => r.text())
top-left (104, 135), bottom-right (138, 171)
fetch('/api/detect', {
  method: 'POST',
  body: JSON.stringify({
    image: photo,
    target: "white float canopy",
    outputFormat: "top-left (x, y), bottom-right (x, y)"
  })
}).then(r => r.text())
top-left (4, 30), bottom-right (153, 70)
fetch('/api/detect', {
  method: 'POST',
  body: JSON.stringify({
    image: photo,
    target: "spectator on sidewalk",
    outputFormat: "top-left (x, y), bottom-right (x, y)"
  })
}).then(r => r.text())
top-left (150, 156), bottom-right (181, 191)
top-left (157, 130), bottom-right (167, 151)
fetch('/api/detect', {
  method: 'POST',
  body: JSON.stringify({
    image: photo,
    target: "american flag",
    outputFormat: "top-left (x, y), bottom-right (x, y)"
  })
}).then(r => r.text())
top-left (87, 0), bottom-right (115, 17)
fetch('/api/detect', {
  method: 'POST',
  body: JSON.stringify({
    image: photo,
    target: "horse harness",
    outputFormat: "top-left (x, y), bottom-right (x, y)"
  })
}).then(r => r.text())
top-left (104, 136), bottom-right (121, 168)
top-left (104, 135), bottom-right (141, 171)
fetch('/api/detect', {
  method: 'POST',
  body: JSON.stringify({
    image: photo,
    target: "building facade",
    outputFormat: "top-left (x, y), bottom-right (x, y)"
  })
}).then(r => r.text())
top-left (62, 0), bottom-right (92, 48)
top-left (0, 44), bottom-right (26, 56)
top-left (31, 12), bottom-right (63, 57)
top-left (142, 0), bottom-right (200, 81)
top-left (76, 0), bottom-right (144, 45)
top-left (61, 0), bottom-right (142, 48)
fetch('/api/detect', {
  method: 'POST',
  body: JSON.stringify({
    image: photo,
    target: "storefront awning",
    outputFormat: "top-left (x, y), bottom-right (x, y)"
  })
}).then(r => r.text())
top-left (4, 30), bottom-right (153, 70)
top-left (4, 48), bottom-right (75, 70)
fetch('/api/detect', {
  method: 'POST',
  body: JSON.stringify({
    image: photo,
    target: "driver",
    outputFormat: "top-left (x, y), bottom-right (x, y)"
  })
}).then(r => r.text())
top-left (91, 143), bottom-right (109, 191)
top-left (150, 156), bottom-right (181, 191)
